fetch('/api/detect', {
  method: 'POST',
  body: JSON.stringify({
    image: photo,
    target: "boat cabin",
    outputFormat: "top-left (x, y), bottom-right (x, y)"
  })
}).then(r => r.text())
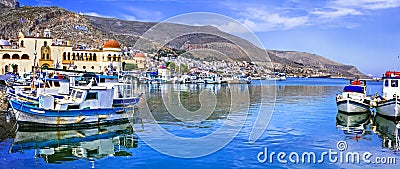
top-left (382, 72), bottom-right (400, 100)
top-left (53, 85), bottom-right (114, 110)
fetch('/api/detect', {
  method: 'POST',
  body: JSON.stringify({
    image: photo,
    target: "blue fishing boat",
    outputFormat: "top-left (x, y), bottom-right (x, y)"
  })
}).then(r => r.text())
top-left (9, 80), bottom-right (137, 127)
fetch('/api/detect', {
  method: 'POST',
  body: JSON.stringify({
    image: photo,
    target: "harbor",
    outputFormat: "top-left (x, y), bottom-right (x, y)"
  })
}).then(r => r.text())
top-left (0, 78), bottom-right (399, 168)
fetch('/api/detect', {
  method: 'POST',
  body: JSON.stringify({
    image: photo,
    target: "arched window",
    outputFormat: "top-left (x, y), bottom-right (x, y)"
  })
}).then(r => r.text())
top-left (44, 41), bottom-right (47, 47)
top-left (3, 54), bottom-right (10, 59)
top-left (21, 54), bottom-right (29, 59)
top-left (67, 52), bottom-right (70, 60)
top-left (85, 53), bottom-right (88, 61)
top-left (4, 65), bottom-right (9, 72)
top-left (93, 53), bottom-right (97, 61)
top-left (12, 54), bottom-right (20, 59)
top-left (63, 52), bottom-right (66, 60)
top-left (20, 40), bottom-right (24, 47)
top-left (72, 53), bottom-right (75, 60)
top-left (89, 53), bottom-right (92, 61)
top-left (46, 54), bottom-right (50, 60)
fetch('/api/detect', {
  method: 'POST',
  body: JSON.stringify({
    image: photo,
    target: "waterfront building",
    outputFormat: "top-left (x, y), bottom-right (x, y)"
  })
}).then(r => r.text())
top-left (0, 30), bottom-right (123, 75)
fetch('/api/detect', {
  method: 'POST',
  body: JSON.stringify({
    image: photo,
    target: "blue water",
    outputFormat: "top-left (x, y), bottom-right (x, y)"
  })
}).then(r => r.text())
top-left (1, 78), bottom-right (399, 168)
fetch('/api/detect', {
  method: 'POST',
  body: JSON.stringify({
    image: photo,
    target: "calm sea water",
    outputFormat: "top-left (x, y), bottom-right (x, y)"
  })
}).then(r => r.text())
top-left (0, 78), bottom-right (399, 168)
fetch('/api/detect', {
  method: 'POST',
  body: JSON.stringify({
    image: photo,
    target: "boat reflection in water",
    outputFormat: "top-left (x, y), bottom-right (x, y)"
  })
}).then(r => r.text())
top-left (372, 114), bottom-right (400, 151)
top-left (336, 111), bottom-right (372, 141)
top-left (9, 122), bottom-right (138, 164)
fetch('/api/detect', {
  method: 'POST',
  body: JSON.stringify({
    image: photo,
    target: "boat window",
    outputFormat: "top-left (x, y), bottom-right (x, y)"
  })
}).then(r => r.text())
top-left (86, 92), bottom-right (98, 100)
top-left (71, 90), bottom-right (76, 97)
top-left (45, 81), bottom-right (51, 88)
top-left (76, 91), bottom-right (83, 99)
top-left (391, 80), bottom-right (398, 87)
top-left (384, 80), bottom-right (389, 87)
top-left (54, 81), bottom-right (60, 87)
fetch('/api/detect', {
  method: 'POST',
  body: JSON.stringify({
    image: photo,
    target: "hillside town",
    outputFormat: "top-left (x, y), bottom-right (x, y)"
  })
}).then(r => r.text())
top-left (0, 28), bottom-right (359, 83)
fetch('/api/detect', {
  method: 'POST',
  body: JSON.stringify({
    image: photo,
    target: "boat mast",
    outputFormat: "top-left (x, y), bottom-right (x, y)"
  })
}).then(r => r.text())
top-left (31, 40), bottom-right (37, 89)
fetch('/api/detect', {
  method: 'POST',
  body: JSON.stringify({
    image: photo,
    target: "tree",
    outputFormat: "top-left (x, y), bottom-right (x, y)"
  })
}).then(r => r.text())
top-left (168, 62), bottom-right (176, 72)
top-left (179, 63), bottom-right (189, 74)
top-left (124, 63), bottom-right (138, 71)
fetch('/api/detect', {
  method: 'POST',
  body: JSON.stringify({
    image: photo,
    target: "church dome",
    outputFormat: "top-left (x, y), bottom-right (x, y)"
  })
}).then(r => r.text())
top-left (135, 53), bottom-right (145, 58)
top-left (103, 39), bottom-right (120, 48)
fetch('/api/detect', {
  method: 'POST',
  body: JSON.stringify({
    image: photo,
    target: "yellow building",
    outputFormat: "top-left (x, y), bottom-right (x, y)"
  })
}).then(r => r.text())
top-left (0, 30), bottom-right (123, 75)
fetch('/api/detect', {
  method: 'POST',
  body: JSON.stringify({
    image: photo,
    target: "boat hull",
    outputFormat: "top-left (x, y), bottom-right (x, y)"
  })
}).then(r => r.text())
top-left (10, 99), bottom-right (134, 128)
top-left (336, 99), bottom-right (370, 113)
top-left (376, 99), bottom-right (400, 118)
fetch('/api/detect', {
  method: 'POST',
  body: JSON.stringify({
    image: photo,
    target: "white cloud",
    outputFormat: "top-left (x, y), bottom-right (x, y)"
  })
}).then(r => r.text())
top-left (82, 12), bottom-right (115, 18)
top-left (331, 0), bottom-right (400, 10)
top-left (311, 8), bottom-right (362, 18)
top-left (238, 7), bottom-right (309, 31)
top-left (120, 14), bottom-right (138, 21)
top-left (215, 21), bottom-right (250, 33)
top-left (123, 6), bottom-right (163, 21)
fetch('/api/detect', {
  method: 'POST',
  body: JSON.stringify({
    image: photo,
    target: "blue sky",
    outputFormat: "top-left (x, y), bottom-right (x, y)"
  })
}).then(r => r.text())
top-left (20, 0), bottom-right (400, 76)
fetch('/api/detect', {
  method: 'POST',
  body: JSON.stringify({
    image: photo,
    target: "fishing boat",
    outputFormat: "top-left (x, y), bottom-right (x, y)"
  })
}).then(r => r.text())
top-left (336, 79), bottom-right (371, 113)
top-left (375, 71), bottom-right (400, 118)
top-left (266, 72), bottom-right (286, 81)
top-left (9, 79), bottom-right (137, 127)
top-left (204, 75), bottom-right (221, 84)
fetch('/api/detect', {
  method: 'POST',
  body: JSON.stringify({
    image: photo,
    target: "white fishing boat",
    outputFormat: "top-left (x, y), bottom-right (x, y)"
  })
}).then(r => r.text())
top-left (375, 71), bottom-right (400, 118)
top-left (266, 72), bottom-right (286, 81)
top-left (336, 79), bottom-right (371, 113)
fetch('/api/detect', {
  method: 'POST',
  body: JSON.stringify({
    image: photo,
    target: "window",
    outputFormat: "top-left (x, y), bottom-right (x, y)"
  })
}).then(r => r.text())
top-left (83, 66), bottom-right (86, 69)
top-left (85, 92), bottom-right (98, 100)
top-left (21, 54), bottom-right (29, 59)
top-left (53, 81), bottom-right (60, 87)
top-left (76, 91), bottom-right (83, 99)
top-left (385, 80), bottom-right (389, 87)
top-left (91, 66), bottom-right (94, 69)
top-left (391, 80), bottom-right (398, 87)
top-left (2, 54), bottom-right (10, 59)
top-left (12, 54), bottom-right (20, 59)
top-left (63, 52), bottom-right (66, 60)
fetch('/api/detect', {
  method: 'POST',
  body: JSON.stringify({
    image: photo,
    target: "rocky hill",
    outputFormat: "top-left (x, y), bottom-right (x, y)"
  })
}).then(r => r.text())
top-left (0, 5), bottom-right (367, 78)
